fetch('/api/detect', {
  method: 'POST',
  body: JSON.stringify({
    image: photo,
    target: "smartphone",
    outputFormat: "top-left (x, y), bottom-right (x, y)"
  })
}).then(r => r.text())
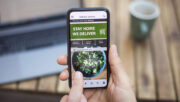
top-left (67, 8), bottom-right (110, 88)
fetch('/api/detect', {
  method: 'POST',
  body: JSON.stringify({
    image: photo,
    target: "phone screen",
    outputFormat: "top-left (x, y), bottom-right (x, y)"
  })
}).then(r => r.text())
top-left (68, 9), bottom-right (109, 88)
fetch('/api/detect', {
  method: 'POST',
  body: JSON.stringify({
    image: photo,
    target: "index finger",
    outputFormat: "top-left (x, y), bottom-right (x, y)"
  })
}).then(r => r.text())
top-left (68, 72), bottom-right (84, 102)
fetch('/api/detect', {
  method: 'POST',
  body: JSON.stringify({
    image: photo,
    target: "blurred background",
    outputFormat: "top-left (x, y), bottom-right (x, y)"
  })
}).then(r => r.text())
top-left (0, 0), bottom-right (180, 102)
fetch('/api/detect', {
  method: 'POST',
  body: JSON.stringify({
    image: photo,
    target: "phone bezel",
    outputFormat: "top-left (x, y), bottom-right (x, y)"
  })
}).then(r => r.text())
top-left (67, 8), bottom-right (110, 89)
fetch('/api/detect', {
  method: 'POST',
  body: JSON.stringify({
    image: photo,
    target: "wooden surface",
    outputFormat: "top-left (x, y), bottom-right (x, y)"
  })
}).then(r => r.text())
top-left (0, 0), bottom-right (180, 101)
top-left (117, 0), bottom-right (136, 93)
top-left (135, 39), bottom-right (156, 100)
top-left (155, 0), bottom-right (180, 101)
top-left (151, 19), bottom-right (176, 100)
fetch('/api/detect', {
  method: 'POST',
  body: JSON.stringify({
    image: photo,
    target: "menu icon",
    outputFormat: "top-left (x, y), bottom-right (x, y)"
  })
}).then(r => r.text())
top-left (90, 82), bottom-right (93, 85)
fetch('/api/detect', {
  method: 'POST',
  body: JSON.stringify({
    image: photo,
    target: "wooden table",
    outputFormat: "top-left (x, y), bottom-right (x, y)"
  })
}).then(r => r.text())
top-left (0, 0), bottom-right (180, 101)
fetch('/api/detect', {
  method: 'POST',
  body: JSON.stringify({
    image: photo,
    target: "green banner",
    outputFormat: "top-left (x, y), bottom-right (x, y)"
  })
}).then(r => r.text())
top-left (70, 23), bottom-right (107, 39)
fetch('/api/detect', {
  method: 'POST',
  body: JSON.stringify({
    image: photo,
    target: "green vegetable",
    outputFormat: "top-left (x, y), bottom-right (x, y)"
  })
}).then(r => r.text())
top-left (72, 51), bottom-right (105, 77)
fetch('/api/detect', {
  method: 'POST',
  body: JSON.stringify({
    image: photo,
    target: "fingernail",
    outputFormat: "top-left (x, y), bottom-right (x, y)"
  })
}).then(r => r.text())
top-left (75, 71), bottom-right (82, 79)
top-left (113, 45), bottom-right (118, 56)
top-left (61, 71), bottom-right (65, 77)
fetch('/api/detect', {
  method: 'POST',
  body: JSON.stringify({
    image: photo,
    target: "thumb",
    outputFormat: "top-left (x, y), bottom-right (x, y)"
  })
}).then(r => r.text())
top-left (68, 71), bottom-right (84, 102)
top-left (109, 45), bottom-right (129, 86)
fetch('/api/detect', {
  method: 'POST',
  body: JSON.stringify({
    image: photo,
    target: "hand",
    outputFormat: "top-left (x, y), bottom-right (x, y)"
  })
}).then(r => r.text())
top-left (57, 45), bottom-right (137, 102)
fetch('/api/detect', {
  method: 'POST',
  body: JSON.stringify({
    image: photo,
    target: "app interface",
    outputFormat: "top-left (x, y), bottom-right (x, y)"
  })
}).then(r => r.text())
top-left (70, 11), bottom-right (108, 88)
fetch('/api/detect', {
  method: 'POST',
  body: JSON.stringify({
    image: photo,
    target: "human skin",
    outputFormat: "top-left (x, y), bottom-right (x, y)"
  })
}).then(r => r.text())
top-left (57, 45), bottom-right (137, 102)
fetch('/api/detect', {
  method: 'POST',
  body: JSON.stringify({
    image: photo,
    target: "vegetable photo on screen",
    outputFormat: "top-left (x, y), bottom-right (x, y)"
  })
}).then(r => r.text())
top-left (72, 51), bottom-right (106, 77)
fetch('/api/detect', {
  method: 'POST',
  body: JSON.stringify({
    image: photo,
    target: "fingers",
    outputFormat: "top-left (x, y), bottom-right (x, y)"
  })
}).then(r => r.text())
top-left (57, 54), bottom-right (67, 65)
top-left (60, 95), bottom-right (68, 102)
top-left (59, 68), bottom-right (69, 81)
top-left (109, 44), bottom-right (130, 86)
top-left (59, 72), bottom-right (86, 102)
top-left (80, 95), bottom-right (87, 102)
top-left (60, 93), bottom-right (87, 102)
top-left (109, 44), bottom-right (122, 78)
top-left (68, 71), bottom-right (84, 102)
top-left (57, 55), bottom-right (69, 80)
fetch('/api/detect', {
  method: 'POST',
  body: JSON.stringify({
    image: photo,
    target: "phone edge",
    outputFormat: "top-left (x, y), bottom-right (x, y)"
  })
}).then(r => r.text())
top-left (67, 8), bottom-right (110, 89)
